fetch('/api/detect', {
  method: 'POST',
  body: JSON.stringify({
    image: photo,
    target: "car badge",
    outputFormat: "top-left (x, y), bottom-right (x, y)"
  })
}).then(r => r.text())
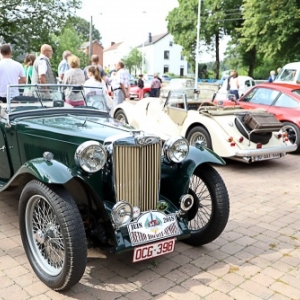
top-left (156, 200), bottom-right (169, 212)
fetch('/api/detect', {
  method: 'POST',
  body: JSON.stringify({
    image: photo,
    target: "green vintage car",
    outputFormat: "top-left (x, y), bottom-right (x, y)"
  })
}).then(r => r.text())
top-left (1, 84), bottom-right (229, 290)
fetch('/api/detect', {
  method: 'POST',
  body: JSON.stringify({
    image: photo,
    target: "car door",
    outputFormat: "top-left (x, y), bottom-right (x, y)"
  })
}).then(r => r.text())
top-left (158, 91), bottom-right (188, 137)
top-left (0, 125), bottom-right (12, 180)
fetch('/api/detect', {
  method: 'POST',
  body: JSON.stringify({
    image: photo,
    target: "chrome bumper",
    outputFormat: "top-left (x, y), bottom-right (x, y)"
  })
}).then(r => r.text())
top-left (235, 144), bottom-right (297, 157)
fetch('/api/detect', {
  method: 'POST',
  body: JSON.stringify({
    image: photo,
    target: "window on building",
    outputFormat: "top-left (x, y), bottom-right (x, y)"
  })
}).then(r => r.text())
top-left (164, 65), bottom-right (169, 73)
top-left (169, 41), bottom-right (173, 46)
top-left (164, 51), bottom-right (170, 60)
top-left (180, 54), bottom-right (184, 60)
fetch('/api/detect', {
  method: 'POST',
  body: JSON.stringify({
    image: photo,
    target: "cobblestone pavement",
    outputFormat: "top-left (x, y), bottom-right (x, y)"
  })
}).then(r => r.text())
top-left (0, 154), bottom-right (300, 300)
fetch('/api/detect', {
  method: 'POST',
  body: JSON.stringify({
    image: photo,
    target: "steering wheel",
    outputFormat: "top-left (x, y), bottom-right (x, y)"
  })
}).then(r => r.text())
top-left (199, 101), bottom-right (217, 108)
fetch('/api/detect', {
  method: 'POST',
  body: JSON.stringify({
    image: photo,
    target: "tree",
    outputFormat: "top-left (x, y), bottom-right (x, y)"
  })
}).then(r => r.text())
top-left (51, 26), bottom-right (87, 73)
top-left (122, 48), bottom-right (143, 75)
top-left (167, 0), bottom-right (243, 78)
top-left (0, 0), bottom-right (81, 53)
top-left (239, 0), bottom-right (300, 73)
top-left (65, 16), bottom-right (102, 43)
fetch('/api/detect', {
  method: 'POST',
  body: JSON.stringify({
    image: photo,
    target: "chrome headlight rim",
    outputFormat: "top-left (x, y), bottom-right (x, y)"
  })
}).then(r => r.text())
top-left (163, 136), bottom-right (189, 163)
top-left (111, 201), bottom-right (133, 228)
top-left (74, 140), bottom-right (107, 173)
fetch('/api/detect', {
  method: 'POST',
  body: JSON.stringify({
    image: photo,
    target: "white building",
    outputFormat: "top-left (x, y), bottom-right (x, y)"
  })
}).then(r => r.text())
top-left (138, 32), bottom-right (188, 76)
top-left (103, 42), bottom-right (131, 71)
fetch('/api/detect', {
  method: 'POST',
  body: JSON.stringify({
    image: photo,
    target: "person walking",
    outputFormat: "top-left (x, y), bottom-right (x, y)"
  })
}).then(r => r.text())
top-left (0, 44), bottom-right (26, 102)
top-left (228, 70), bottom-right (240, 100)
top-left (31, 44), bottom-right (56, 85)
top-left (268, 70), bottom-right (276, 83)
top-left (62, 55), bottom-right (85, 107)
top-left (58, 50), bottom-right (72, 81)
top-left (137, 74), bottom-right (144, 99)
top-left (150, 74), bottom-right (161, 97)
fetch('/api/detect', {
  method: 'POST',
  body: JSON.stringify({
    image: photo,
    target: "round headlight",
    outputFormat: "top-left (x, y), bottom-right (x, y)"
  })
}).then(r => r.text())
top-left (163, 137), bottom-right (189, 163)
top-left (111, 201), bottom-right (133, 228)
top-left (75, 141), bottom-right (107, 173)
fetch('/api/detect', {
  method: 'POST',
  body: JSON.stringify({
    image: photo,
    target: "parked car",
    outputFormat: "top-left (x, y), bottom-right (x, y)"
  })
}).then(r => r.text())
top-left (161, 78), bottom-right (194, 98)
top-left (214, 82), bottom-right (300, 152)
top-left (2, 84), bottom-right (230, 291)
top-left (161, 74), bottom-right (171, 82)
top-left (129, 80), bottom-right (152, 99)
top-left (114, 88), bottom-right (296, 163)
top-left (214, 75), bottom-right (256, 101)
top-left (275, 62), bottom-right (300, 84)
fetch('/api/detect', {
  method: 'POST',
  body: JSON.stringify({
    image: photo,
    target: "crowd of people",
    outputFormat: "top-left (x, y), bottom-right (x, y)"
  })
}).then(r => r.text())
top-left (0, 43), bottom-right (132, 112)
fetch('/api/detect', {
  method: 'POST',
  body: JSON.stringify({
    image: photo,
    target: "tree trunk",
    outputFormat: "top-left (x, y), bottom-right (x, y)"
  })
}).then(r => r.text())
top-left (248, 48), bottom-right (256, 77)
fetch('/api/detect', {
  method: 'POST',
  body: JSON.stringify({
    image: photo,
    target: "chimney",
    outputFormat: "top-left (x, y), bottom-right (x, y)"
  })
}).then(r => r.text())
top-left (148, 33), bottom-right (152, 43)
top-left (111, 42), bottom-right (115, 46)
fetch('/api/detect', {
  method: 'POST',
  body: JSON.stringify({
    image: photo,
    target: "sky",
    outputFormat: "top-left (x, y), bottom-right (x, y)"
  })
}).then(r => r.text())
top-left (77, 0), bottom-right (228, 61)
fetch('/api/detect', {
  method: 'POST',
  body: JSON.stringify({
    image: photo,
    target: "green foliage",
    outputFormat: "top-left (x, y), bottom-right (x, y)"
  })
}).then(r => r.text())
top-left (51, 26), bottom-right (87, 72)
top-left (122, 48), bottom-right (143, 76)
top-left (65, 16), bottom-right (102, 43)
top-left (0, 0), bottom-right (82, 54)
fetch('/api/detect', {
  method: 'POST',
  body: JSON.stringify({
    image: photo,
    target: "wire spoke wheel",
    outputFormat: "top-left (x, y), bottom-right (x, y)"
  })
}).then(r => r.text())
top-left (26, 195), bottom-right (64, 276)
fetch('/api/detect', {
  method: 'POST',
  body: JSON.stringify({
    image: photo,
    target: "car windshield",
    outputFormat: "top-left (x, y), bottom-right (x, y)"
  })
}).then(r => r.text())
top-left (5, 84), bottom-right (112, 114)
top-left (168, 88), bottom-right (216, 101)
top-left (168, 79), bottom-right (193, 88)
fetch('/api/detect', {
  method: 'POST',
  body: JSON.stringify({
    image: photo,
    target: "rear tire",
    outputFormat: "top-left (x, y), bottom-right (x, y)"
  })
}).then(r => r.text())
top-left (187, 126), bottom-right (212, 149)
top-left (144, 92), bottom-right (150, 98)
top-left (185, 164), bottom-right (230, 246)
top-left (19, 181), bottom-right (87, 291)
top-left (114, 109), bottom-right (128, 123)
top-left (282, 122), bottom-right (300, 153)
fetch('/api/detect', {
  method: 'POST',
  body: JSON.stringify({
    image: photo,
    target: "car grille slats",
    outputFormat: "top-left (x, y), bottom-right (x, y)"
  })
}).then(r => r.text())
top-left (113, 143), bottom-right (161, 211)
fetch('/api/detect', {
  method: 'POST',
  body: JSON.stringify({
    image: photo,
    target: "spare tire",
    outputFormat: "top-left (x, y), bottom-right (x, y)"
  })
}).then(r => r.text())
top-left (235, 115), bottom-right (272, 145)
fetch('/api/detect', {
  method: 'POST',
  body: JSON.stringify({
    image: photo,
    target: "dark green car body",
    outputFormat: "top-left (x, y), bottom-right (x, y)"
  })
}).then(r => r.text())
top-left (1, 84), bottom-right (229, 291)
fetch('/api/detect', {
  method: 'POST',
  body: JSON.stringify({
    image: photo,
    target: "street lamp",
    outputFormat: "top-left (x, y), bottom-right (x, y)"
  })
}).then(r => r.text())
top-left (89, 15), bottom-right (93, 58)
top-left (194, 0), bottom-right (202, 90)
top-left (142, 11), bottom-right (147, 73)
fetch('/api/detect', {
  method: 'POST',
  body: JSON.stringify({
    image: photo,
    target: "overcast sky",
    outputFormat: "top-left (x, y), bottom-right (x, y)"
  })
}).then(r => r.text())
top-left (77, 0), bottom-right (229, 61)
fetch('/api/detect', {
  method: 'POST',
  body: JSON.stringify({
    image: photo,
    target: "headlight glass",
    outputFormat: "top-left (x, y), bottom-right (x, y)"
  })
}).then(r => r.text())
top-left (163, 137), bottom-right (189, 163)
top-left (111, 201), bottom-right (133, 228)
top-left (75, 141), bottom-right (107, 173)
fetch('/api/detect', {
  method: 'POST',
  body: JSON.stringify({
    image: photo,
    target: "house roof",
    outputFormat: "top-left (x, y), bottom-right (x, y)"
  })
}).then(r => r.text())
top-left (136, 33), bottom-right (169, 48)
top-left (103, 42), bottom-right (123, 52)
top-left (80, 40), bottom-right (103, 49)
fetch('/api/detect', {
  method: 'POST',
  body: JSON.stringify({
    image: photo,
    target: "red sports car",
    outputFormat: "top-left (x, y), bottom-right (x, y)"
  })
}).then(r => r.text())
top-left (214, 82), bottom-right (300, 152)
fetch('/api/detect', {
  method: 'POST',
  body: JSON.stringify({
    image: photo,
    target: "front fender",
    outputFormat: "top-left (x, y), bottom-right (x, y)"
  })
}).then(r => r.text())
top-left (160, 145), bottom-right (225, 205)
top-left (16, 158), bottom-right (74, 184)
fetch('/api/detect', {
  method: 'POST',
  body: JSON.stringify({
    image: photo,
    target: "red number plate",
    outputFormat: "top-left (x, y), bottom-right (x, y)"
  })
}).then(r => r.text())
top-left (132, 239), bottom-right (175, 263)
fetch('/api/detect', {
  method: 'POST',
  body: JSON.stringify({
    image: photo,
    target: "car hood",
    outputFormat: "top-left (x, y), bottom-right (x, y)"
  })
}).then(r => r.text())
top-left (16, 113), bottom-right (135, 144)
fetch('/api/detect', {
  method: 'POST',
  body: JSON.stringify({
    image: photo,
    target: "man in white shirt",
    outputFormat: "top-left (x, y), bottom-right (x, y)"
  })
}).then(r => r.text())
top-left (0, 44), bottom-right (26, 102)
top-left (31, 44), bottom-right (56, 85)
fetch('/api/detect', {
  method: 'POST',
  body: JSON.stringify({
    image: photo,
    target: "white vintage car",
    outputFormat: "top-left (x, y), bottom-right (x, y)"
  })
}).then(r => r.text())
top-left (113, 89), bottom-right (297, 163)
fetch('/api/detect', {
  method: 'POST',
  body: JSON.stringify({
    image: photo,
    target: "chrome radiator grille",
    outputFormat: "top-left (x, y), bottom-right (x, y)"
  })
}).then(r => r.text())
top-left (113, 142), bottom-right (161, 211)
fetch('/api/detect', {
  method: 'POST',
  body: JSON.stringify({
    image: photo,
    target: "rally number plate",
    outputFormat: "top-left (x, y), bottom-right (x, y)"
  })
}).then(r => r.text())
top-left (132, 238), bottom-right (176, 263)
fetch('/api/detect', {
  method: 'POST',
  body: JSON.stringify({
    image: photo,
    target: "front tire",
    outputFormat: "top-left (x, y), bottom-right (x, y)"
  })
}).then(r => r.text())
top-left (185, 164), bottom-right (229, 246)
top-left (19, 180), bottom-right (87, 291)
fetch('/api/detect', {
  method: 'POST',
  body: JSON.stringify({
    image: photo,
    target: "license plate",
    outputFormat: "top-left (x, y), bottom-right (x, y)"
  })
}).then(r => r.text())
top-left (132, 238), bottom-right (176, 263)
top-left (260, 153), bottom-right (281, 160)
top-left (127, 211), bottom-right (180, 246)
